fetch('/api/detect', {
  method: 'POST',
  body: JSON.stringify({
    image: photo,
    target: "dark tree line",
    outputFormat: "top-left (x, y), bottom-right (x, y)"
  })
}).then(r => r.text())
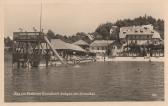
top-left (95, 15), bottom-right (164, 40)
top-left (4, 15), bottom-right (164, 47)
top-left (47, 30), bottom-right (92, 44)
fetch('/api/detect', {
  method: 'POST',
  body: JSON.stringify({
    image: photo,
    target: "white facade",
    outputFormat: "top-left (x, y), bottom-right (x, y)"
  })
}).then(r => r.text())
top-left (119, 24), bottom-right (162, 45)
top-left (90, 40), bottom-right (114, 55)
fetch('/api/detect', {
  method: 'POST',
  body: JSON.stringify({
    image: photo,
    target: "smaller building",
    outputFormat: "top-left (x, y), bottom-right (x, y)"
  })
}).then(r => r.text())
top-left (50, 39), bottom-right (86, 59)
top-left (90, 40), bottom-right (114, 55)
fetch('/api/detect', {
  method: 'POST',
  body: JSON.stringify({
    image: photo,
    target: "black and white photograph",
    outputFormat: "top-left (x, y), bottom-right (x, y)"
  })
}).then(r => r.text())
top-left (3, 0), bottom-right (165, 102)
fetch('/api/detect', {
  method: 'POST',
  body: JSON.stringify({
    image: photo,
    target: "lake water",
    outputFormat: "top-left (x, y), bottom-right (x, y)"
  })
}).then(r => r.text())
top-left (4, 53), bottom-right (164, 102)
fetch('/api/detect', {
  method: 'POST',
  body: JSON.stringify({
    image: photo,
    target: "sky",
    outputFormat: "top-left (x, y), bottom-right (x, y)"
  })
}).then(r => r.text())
top-left (4, 0), bottom-right (165, 37)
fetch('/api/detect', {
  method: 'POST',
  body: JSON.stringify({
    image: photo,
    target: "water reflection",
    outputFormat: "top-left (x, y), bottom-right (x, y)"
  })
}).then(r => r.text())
top-left (5, 61), bottom-right (164, 102)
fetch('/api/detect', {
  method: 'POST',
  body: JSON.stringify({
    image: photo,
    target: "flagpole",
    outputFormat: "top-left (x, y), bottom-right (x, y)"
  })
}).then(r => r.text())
top-left (40, 0), bottom-right (43, 33)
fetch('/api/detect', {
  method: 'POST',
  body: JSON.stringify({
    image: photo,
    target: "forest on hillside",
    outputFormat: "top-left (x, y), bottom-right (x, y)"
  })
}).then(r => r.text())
top-left (4, 15), bottom-right (164, 47)
top-left (95, 15), bottom-right (164, 40)
top-left (46, 15), bottom-right (164, 43)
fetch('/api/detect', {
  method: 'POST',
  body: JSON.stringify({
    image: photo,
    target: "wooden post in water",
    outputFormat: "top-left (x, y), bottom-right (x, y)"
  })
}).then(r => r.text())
top-left (44, 36), bottom-right (66, 65)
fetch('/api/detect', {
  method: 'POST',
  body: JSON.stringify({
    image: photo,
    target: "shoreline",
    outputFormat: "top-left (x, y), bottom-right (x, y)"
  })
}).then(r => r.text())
top-left (96, 57), bottom-right (164, 62)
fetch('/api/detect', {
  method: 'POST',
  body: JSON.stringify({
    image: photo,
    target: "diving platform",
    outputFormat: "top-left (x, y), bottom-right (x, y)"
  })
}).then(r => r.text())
top-left (12, 31), bottom-right (66, 68)
top-left (13, 32), bottom-right (45, 42)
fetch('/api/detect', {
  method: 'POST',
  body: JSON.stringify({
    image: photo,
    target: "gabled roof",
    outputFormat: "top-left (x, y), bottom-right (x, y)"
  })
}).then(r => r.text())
top-left (37, 39), bottom-right (86, 52)
top-left (90, 40), bottom-right (114, 47)
top-left (73, 40), bottom-right (89, 46)
top-left (50, 39), bottom-right (86, 52)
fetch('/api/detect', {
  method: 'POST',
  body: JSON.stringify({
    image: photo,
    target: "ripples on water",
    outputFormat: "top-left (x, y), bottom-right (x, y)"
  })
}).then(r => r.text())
top-left (4, 54), bottom-right (164, 102)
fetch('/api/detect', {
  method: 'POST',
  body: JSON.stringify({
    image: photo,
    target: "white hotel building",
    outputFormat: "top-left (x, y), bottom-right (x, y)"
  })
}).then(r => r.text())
top-left (119, 24), bottom-right (162, 46)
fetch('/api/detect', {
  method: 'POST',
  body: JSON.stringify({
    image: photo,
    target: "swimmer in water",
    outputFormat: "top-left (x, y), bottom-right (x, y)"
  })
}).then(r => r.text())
top-left (73, 64), bottom-right (80, 68)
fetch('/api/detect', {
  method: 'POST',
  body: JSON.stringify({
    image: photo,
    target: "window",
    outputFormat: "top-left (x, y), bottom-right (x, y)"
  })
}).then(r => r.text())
top-left (102, 47), bottom-right (105, 50)
top-left (147, 40), bottom-right (149, 44)
top-left (139, 35), bottom-right (142, 39)
top-left (154, 41), bottom-right (157, 44)
top-left (147, 35), bottom-right (149, 39)
top-left (130, 36), bottom-right (132, 39)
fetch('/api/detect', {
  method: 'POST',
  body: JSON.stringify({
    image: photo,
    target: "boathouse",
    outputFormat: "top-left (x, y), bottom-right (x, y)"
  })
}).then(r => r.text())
top-left (39, 39), bottom-right (86, 60)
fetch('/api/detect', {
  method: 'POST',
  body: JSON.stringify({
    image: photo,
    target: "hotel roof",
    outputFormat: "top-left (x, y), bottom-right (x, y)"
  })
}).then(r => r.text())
top-left (119, 24), bottom-right (161, 39)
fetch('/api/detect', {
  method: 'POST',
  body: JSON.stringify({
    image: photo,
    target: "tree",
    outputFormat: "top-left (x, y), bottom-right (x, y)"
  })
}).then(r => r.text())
top-left (95, 22), bottom-right (113, 40)
top-left (47, 29), bottom-right (55, 39)
top-left (46, 15), bottom-right (164, 44)
top-left (156, 19), bottom-right (164, 39)
top-left (4, 36), bottom-right (13, 47)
